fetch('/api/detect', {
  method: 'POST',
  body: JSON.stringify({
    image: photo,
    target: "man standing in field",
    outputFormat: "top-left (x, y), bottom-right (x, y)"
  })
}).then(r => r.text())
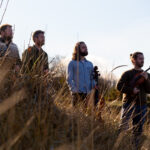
top-left (67, 41), bottom-right (95, 106)
top-left (0, 24), bottom-right (21, 100)
top-left (22, 30), bottom-right (49, 75)
top-left (22, 30), bottom-right (49, 103)
top-left (117, 52), bottom-right (150, 149)
top-left (0, 24), bottom-right (21, 63)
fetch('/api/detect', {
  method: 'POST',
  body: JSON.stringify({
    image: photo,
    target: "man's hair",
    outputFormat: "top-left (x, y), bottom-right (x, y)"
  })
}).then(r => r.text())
top-left (72, 41), bottom-right (85, 61)
top-left (0, 24), bottom-right (12, 35)
top-left (32, 30), bottom-right (44, 42)
top-left (130, 52), bottom-right (143, 61)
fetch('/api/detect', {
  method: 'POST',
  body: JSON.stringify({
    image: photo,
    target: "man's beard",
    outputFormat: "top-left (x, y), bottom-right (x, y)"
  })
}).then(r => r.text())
top-left (137, 62), bottom-right (144, 68)
top-left (3, 35), bottom-right (12, 42)
top-left (80, 51), bottom-right (88, 56)
top-left (37, 41), bottom-right (44, 47)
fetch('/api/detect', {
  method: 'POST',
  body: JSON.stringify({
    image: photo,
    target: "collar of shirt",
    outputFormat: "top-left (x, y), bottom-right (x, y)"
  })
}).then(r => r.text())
top-left (33, 45), bottom-right (44, 55)
top-left (33, 45), bottom-right (43, 52)
top-left (80, 58), bottom-right (88, 63)
top-left (0, 37), bottom-right (5, 43)
top-left (0, 37), bottom-right (12, 48)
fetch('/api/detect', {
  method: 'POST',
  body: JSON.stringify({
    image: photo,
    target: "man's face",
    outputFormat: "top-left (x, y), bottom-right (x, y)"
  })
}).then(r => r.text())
top-left (34, 33), bottom-right (45, 47)
top-left (134, 54), bottom-right (144, 68)
top-left (1, 26), bottom-right (13, 41)
top-left (80, 43), bottom-right (88, 56)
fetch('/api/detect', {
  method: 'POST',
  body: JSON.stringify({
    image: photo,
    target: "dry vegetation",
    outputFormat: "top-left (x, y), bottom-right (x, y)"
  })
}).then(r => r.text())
top-left (0, 57), bottom-right (149, 150)
top-left (0, 1), bottom-right (150, 148)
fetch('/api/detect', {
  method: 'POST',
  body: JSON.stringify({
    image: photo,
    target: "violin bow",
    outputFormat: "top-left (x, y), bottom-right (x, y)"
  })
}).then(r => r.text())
top-left (145, 66), bottom-right (150, 72)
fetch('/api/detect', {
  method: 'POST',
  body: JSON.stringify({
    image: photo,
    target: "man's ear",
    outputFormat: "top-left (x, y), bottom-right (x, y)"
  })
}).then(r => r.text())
top-left (0, 31), bottom-right (4, 37)
top-left (132, 59), bottom-right (136, 64)
top-left (33, 37), bottom-right (36, 43)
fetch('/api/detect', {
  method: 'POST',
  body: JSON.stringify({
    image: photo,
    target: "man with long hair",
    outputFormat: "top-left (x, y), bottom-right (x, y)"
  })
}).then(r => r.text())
top-left (67, 41), bottom-right (95, 106)
top-left (117, 52), bottom-right (150, 149)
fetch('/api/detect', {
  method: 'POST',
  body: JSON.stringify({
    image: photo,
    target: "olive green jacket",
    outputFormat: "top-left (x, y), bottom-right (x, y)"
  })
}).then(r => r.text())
top-left (22, 45), bottom-right (49, 75)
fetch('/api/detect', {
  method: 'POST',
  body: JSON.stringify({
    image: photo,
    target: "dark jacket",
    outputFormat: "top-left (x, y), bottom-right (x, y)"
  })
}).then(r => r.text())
top-left (117, 69), bottom-right (150, 106)
top-left (22, 45), bottom-right (49, 75)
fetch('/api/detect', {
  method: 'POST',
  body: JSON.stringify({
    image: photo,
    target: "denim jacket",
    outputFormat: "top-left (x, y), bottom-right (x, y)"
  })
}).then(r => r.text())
top-left (67, 59), bottom-right (95, 94)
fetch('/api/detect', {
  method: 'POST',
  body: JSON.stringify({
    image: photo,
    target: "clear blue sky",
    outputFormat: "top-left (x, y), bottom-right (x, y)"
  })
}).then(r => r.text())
top-left (1, 0), bottom-right (150, 76)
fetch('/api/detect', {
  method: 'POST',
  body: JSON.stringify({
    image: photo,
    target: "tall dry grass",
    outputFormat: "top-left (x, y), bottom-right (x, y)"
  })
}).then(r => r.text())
top-left (0, 56), bottom-right (149, 150)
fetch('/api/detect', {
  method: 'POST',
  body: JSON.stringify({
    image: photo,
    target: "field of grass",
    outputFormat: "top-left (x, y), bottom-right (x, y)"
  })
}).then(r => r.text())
top-left (0, 59), bottom-right (149, 150)
top-left (0, 1), bottom-right (150, 149)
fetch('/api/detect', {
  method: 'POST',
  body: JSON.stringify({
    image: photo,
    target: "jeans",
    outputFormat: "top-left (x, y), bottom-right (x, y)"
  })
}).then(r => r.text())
top-left (120, 103), bottom-right (147, 135)
top-left (72, 93), bottom-right (87, 106)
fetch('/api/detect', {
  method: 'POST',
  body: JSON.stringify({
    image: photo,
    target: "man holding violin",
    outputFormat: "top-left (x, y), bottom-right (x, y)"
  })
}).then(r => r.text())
top-left (117, 52), bottom-right (150, 148)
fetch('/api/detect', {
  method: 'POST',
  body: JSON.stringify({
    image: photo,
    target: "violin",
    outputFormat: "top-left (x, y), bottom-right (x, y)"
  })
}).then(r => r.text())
top-left (130, 66), bottom-right (150, 88)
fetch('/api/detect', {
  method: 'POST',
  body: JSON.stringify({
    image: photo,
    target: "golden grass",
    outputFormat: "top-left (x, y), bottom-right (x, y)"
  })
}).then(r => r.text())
top-left (0, 58), bottom-right (149, 150)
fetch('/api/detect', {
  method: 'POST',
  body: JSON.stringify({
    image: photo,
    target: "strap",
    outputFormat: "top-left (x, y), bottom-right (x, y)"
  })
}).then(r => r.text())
top-left (28, 47), bottom-right (32, 52)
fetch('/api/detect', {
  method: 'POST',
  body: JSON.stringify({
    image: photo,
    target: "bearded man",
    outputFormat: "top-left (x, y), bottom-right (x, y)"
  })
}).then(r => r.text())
top-left (117, 52), bottom-right (150, 149)
top-left (22, 30), bottom-right (48, 75)
top-left (0, 24), bottom-right (21, 100)
top-left (0, 24), bottom-right (21, 64)
top-left (67, 41), bottom-right (95, 106)
top-left (21, 30), bottom-right (49, 104)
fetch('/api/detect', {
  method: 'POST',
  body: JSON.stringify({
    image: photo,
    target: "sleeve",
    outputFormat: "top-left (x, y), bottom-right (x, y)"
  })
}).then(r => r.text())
top-left (10, 43), bottom-right (21, 66)
top-left (21, 50), bottom-right (29, 73)
top-left (117, 71), bottom-right (133, 94)
top-left (15, 47), bottom-right (22, 66)
top-left (0, 43), bottom-right (6, 57)
top-left (144, 73), bottom-right (150, 93)
top-left (44, 53), bottom-right (49, 70)
top-left (66, 61), bottom-right (77, 93)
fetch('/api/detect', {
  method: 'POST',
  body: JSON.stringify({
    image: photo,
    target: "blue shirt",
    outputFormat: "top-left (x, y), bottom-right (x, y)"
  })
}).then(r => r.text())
top-left (67, 59), bottom-right (95, 94)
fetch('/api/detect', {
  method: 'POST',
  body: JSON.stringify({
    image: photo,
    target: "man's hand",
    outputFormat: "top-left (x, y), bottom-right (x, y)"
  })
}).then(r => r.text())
top-left (141, 72), bottom-right (148, 80)
top-left (133, 87), bottom-right (140, 95)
